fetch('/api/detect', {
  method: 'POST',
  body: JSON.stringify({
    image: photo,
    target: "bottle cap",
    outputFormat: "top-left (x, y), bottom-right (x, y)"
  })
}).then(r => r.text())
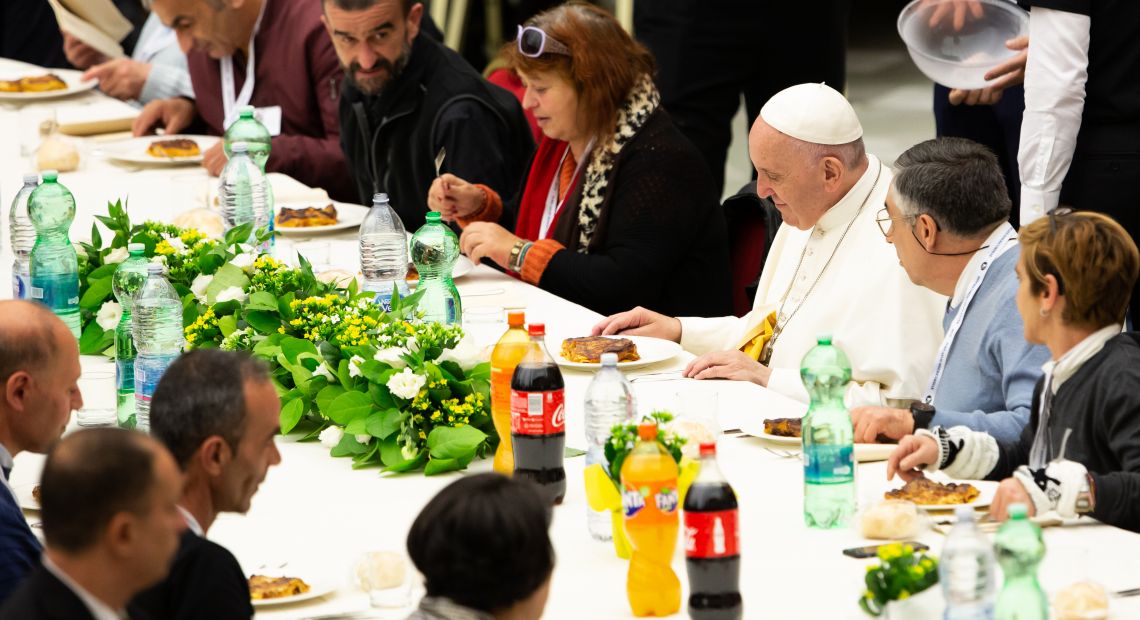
top-left (600, 352), bottom-right (617, 366)
top-left (22, 173), bottom-right (38, 184)
top-left (637, 421), bottom-right (657, 440)
top-left (231, 142), bottom-right (248, 153)
top-left (426, 211), bottom-right (441, 222)
top-left (507, 311), bottom-right (525, 327)
top-left (147, 264), bottom-right (163, 275)
top-left (239, 105), bottom-right (255, 117)
top-left (816, 333), bottom-right (832, 345)
top-left (698, 442), bottom-right (716, 457)
top-left (954, 505), bottom-right (975, 521)
top-left (372, 192), bottom-right (389, 205)
top-left (527, 323), bottom-right (545, 337)
top-left (41, 170), bottom-right (58, 182)
top-left (1007, 503), bottom-right (1028, 520)
top-left (128, 242), bottom-right (145, 254)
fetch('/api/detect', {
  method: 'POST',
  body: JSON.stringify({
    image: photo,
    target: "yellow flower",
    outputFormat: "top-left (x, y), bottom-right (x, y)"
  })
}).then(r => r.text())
top-left (418, 430), bottom-right (426, 439)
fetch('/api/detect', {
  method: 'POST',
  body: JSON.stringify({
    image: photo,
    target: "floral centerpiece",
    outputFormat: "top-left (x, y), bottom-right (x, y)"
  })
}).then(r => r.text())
top-left (859, 542), bottom-right (940, 617)
top-left (75, 200), bottom-right (493, 475)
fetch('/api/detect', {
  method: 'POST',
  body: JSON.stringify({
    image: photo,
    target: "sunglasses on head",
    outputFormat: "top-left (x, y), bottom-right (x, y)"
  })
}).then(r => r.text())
top-left (1044, 207), bottom-right (1073, 296)
top-left (517, 25), bottom-right (571, 58)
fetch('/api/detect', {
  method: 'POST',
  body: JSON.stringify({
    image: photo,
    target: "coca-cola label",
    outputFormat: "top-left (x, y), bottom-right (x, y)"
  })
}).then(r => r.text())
top-left (509, 388), bottom-right (565, 435)
top-left (684, 509), bottom-right (740, 559)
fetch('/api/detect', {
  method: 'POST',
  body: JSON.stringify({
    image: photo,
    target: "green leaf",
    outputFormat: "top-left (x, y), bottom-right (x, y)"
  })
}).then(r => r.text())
top-left (336, 359), bottom-right (354, 389)
top-left (564, 447), bottom-right (586, 458)
top-left (87, 263), bottom-right (119, 280)
top-left (359, 360), bottom-right (396, 385)
top-left (330, 433), bottom-right (369, 457)
top-left (196, 252), bottom-right (225, 275)
top-left (224, 222), bottom-right (254, 248)
top-left (468, 362), bottom-right (491, 381)
top-left (280, 397), bottom-right (305, 434)
top-left (424, 457), bottom-right (463, 476)
top-left (281, 337), bottom-right (319, 365)
top-left (244, 309), bottom-right (280, 335)
top-left (204, 263), bottom-right (250, 303)
top-left (436, 360), bottom-right (464, 382)
top-left (365, 408), bottom-right (402, 439)
top-left (368, 382), bottom-right (396, 410)
top-left (253, 333), bottom-right (284, 360)
top-left (379, 436), bottom-right (425, 472)
top-left (351, 443), bottom-right (382, 468)
top-left (78, 322), bottom-right (114, 355)
top-left (344, 417), bottom-right (368, 435)
top-left (325, 390), bottom-right (373, 426)
top-left (278, 292), bottom-right (296, 320)
top-left (315, 384), bottom-right (345, 416)
top-left (426, 425), bottom-right (487, 460)
top-left (218, 314), bottom-right (238, 338)
top-left (246, 290), bottom-right (278, 312)
top-left (79, 278), bottom-right (113, 310)
top-left (90, 222), bottom-right (102, 249)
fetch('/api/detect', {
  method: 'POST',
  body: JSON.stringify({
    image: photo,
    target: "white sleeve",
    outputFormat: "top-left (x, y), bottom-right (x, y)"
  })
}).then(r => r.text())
top-left (1017, 7), bottom-right (1092, 225)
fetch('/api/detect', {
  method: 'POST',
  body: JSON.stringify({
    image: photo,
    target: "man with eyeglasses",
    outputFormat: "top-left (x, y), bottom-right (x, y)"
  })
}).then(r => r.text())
top-left (851, 137), bottom-right (1050, 445)
top-left (322, 0), bottom-right (533, 232)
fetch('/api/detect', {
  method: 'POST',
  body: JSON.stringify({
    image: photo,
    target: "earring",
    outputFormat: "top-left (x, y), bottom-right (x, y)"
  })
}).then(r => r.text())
top-left (1039, 308), bottom-right (1050, 318)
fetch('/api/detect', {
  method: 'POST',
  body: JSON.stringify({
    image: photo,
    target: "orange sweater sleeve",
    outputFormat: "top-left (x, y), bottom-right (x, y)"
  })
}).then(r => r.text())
top-left (456, 184), bottom-right (503, 228)
top-left (520, 239), bottom-right (564, 285)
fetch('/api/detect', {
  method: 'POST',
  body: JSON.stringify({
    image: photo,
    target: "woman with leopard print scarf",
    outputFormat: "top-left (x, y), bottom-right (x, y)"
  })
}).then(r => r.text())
top-left (427, 2), bottom-right (732, 318)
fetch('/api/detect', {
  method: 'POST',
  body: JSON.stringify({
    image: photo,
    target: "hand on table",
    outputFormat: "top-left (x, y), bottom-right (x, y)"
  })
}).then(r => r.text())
top-left (62, 32), bottom-right (108, 70)
top-left (591, 306), bottom-right (681, 342)
top-left (202, 141), bottom-right (226, 176)
top-left (948, 35), bottom-right (1029, 106)
top-left (459, 222), bottom-right (520, 268)
top-left (683, 350), bottom-right (771, 386)
top-left (429, 173), bottom-right (485, 222)
top-left (133, 97), bottom-right (196, 136)
top-left (851, 406), bottom-right (914, 444)
top-left (83, 58), bottom-right (150, 101)
top-left (886, 434), bottom-right (939, 482)
top-left (990, 477), bottom-right (1036, 521)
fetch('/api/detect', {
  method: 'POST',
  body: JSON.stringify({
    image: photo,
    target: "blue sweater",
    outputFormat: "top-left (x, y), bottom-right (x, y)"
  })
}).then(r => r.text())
top-left (931, 248), bottom-right (1051, 443)
top-left (0, 475), bottom-right (41, 604)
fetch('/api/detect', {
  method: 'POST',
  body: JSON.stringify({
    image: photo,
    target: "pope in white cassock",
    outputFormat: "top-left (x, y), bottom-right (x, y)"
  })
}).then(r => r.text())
top-left (594, 83), bottom-right (946, 408)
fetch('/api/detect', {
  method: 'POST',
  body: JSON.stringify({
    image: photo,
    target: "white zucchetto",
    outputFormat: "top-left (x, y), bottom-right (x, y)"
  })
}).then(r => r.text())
top-left (759, 83), bottom-right (863, 145)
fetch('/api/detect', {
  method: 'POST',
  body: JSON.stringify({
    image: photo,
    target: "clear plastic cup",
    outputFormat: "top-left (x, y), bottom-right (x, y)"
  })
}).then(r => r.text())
top-left (76, 367), bottom-right (116, 427)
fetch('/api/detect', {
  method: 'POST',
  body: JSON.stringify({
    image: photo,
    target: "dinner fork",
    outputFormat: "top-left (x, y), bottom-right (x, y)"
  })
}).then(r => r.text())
top-left (628, 370), bottom-right (684, 383)
top-left (762, 446), bottom-right (801, 460)
top-left (434, 147), bottom-right (446, 178)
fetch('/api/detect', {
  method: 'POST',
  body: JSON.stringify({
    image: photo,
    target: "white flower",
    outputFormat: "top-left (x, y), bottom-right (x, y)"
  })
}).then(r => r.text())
top-left (230, 252), bottom-right (254, 271)
top-left (348, 355), bottom-right (365, 378)
top-left (104, 247), bottom-right (129, 264)
top-left (437, 334), bottom-right (484, 369)
top-left (373, 346), bottom-right (408, 369)
top-left (150, 255), bottom-right (167, 266)
top-left (313, 362), bottom-right (335, 382)
top-left (319, 426), bottom-right (343, 448)
top-left (238, 243), bottom-right (254, 254)
top-left (215, 286), bottom-right (247, 303)
top-left (166, 237), bottom-right (186, 252)
top-left (386, 367), bottom-right (426, 400)
top-left (190, 274), bottom-right (213, 302)
top-left (95, 301), bottom-right (122, 331)
top-left (355, 434), bottom-right (372, 445)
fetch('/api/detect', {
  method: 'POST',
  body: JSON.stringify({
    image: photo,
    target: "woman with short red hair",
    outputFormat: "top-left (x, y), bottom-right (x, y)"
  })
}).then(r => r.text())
top-left (428, 2), bottom-right (731, 317)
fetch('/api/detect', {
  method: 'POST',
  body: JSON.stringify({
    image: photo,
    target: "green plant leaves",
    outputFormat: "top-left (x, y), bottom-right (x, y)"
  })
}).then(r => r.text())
top-left (246, 290), bottom-right (278, 312)
top-left (325, 390), bottom-right (373, 426)
top-left (79, 277), bottom-right (113, 310)
top-left (280, 397), bottom-right (306, 434)
top-left (426, 425), bottom-right (487, 461)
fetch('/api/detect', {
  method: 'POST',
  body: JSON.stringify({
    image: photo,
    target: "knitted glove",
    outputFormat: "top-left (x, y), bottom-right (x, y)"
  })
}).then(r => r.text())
top-left (1012, 459), bottom-right (1089, 518)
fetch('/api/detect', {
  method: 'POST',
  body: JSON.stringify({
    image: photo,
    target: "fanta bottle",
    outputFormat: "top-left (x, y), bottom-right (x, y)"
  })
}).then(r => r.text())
top-left (621, 421), bottom-right (681, 616)
top-left (490, 311), bottom-right (531, 473)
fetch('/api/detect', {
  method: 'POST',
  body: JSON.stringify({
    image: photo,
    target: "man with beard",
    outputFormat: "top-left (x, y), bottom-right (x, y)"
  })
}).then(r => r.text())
top-left (128, 350), bottom-right (281, 620)
top-left (323, 0), bottom-right (534, 231)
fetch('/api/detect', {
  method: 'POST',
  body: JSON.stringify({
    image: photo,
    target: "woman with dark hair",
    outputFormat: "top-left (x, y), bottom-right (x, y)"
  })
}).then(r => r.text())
top-left (427, 2), bottom-right (731, 318)
top-left (888, 211), bottom-right (1140, 533)
top-left (406, 473), bottom-right (554, 619)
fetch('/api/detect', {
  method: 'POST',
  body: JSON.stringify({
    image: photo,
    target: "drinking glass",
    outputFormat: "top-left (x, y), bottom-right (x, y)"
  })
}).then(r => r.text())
top-left (674, 387), bottom-right (720, 456)
top-left (463, 305), bottom-right (505, 352)
top-left (76, 367), bottom-right (117, 427)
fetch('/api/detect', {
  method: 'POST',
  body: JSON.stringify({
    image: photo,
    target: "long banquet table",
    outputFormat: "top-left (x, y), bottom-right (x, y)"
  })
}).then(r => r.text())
top-left (4, 58), bottom-right (1140, 619)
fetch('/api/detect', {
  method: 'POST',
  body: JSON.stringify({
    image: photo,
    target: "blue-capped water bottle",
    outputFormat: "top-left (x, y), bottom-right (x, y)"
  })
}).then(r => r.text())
top-left (8, 173), bottom-right (38, 299)
top-left (28, 170), bottom-right (80, 338)
top-left (410, 211), bottom-right (461, 324)
top-left (133, 264), bottom-right (184, 432)
top-left (219, 141), bottom-right (272, 253)
top-left (112, 244), bottom-right (149, 429)
top-left (359, 192), bottom-right (409, 311)
top-left (801, 334), bottom-right (855, 529)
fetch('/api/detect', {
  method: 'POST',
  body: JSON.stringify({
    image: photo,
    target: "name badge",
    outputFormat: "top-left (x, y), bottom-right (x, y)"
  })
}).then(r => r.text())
top-left (255, 106), bottom-right (283, 136)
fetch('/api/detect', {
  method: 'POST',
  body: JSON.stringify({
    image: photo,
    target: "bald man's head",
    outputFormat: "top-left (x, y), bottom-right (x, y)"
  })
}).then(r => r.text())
top-left (0, 301), bottom-right (82, 456)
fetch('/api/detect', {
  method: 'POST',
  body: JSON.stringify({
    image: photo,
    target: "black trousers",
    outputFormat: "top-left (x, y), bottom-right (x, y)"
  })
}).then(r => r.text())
top-left (635, 0), bottom-right (850, 197)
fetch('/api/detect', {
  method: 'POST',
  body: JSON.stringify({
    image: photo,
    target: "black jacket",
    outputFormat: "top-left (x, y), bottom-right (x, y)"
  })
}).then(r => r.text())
top-left (991, 333), bottom-right (1140, 532)
top-left (339, 34), bottom-right (534, 232)
top-left (129, 530), bottom-right (253, 620)
top-left (0, 564), bottom-right (136, 620)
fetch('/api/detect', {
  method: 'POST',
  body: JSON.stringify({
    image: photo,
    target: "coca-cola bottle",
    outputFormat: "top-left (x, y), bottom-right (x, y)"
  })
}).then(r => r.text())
top-left (683, 442), bottom-right (742, 619)
top-left (510, 323), bottom-right (566, 505)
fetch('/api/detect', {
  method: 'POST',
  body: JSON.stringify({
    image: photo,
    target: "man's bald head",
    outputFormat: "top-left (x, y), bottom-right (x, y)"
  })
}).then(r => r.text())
top-left (0, 301), bottom-right (70, 384)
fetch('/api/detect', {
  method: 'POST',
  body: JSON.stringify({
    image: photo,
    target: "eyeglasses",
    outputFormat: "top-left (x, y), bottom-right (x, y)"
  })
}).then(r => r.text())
top-left (517, 25), bottom-right (571, 58)
top-left (876, 207), bottom-right (915, 237)
top-left (877, 207), bottom-right (992, 256)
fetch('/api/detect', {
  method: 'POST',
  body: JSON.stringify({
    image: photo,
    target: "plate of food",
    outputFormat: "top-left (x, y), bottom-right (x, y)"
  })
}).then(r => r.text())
top-left (740, 417), bottom-right (897, 462)
top-left (101, 135), bottom-right (219, 164)
top-left (13, 483), bottom-right (41, 512)
top-left (884, 477), bottom-right (998, 511)
top-left (274, 202), bottom-right (369, 234)
top-left (0, 69), bottom-right (97, 101)
top-left (551, 335), bottom-right (681, 370)
top-left (248, 572), bottom-right (334, 607)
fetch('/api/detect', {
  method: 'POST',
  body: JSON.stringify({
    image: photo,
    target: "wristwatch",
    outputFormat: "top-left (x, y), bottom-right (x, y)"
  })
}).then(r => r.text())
top-left (1075, 472), bottom-right (1096, 514)
top-left (909, 401), bottom-right (936, 431)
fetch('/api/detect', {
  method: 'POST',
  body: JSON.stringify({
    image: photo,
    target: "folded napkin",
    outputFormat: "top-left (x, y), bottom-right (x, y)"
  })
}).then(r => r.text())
top-left (58, 99), bottom-right (138, 136)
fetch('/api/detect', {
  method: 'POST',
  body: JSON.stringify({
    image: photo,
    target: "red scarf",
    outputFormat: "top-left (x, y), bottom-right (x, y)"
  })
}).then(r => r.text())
top-left (516, 137), bottom-right (582, 241)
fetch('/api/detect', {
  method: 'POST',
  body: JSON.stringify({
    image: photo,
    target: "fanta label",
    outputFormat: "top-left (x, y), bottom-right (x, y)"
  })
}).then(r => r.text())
top-left (622, 481), bottom-right (679, 522)
top-left (509, 388), bottom-right (565, 435)
top-left (684, 509), bottom-right (740, 558)
top-left (622, 488), bottom-right (646, 518)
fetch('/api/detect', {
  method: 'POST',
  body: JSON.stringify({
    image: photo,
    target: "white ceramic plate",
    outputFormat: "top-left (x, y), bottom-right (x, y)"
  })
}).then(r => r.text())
top-left (274, 201), bottom-right (370, 235)
top-left (101, 135), bottom-right (220, 165)
top-left (13, 483), bottom-right (40, 512)
top-left (550, 335), bottom-right (682, 370)
top-left (884, 477), bottom-right (999, 511)
top-left (740, 430), bottom-right (896, 463)
top-left (0, 69), bottom-right (97, 101)
top-left (249, 575), bottom-right (336, 607)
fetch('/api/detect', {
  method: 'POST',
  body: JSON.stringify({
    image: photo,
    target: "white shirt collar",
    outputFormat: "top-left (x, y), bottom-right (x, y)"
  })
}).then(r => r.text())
top-left (813, 155), bottom-right (882, 233)
top-left (177, 505), bottom-right (204, 537)
top-left (42, 556), bottom-right (125, 620)
top-left (1044, 323), bottom-right (1123, 393)
top-left (950, 225), bottom-right (1018, 308)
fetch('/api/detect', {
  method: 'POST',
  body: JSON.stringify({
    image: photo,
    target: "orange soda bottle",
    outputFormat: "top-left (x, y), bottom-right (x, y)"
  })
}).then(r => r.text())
top-left (490, 311), bottom-right (532, 473)
top-left (621, 421), bottom-right (681, 616)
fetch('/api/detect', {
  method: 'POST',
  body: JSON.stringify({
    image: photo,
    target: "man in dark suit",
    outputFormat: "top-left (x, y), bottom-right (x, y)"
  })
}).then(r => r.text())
top-left (0, 301), bottom-right (83, 603)
top-left (129, 349), bottom-right (282, 620)
top-left (0, 428), bottom-right (186, 620)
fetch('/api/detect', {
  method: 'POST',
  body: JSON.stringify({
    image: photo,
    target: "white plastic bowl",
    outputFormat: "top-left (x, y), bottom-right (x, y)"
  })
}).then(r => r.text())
top-left (898, 0), bottom-right (1029, 90)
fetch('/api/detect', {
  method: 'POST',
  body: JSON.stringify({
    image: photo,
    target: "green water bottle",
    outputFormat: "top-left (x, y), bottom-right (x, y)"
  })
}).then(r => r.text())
top-left (410, 211), bottom-right (462, 324)
top-left (801, 335), bottom-right (855, 529)
top-left (28, 170), bottom-right (80, 338)
top-left (224, 105), bottom-right (274, 246)
top-left (994, 504), bottom-right (1047, 620)
top-left (111, 243), bottom-right (149, 429)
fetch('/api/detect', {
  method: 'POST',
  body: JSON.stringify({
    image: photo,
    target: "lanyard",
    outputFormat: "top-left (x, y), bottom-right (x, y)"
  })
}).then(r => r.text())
top-left (922, 222), bottom-right (1019, 403)
top-left (540, 139), bottom-right (592, 239)
top-left (220, 0), bottom-right (268, 130)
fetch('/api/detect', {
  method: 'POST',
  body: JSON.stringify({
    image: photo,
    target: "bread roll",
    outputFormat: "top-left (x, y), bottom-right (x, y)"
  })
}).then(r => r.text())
top-left (35, 137), bottom-right (79, 172)
top-left (860, 500), bottom-right (919, 540)
top-left (1054, 581), bottom-right (1109, 620)
top-left (172, 208), bottom-right (225, 239)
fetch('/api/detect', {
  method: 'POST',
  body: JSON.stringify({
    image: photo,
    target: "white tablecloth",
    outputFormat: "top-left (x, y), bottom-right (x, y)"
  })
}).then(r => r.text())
top-left (4, 57), bottom-right (1140, 619)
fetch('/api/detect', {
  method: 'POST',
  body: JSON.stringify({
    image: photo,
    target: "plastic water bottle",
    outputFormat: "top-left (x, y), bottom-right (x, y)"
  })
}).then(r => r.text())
top-left (359, 192), bottom-right (409, 311)
top-left (941, 506), bottom-right (997, 619)
top-left (27, 170), bottom-right (80, 338)
top-left (219, 141), bottom-right (272, 253)
top-left (133, 264), bottom-right (184, 432)
top-left (223, 106), bottom-right (274, 239)
top-left (112, 244), bottom-right (149, 430)
top-left (410, 211), bottom-right (461, 324)
top-left (9, 173), bottom-right (38, 299)
top-left (994, 504), bottom-right (1047, 620)
top-left (584, 352), bottom-right (636, 540)
top-left (801, 335), bottom-right (855, 529)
